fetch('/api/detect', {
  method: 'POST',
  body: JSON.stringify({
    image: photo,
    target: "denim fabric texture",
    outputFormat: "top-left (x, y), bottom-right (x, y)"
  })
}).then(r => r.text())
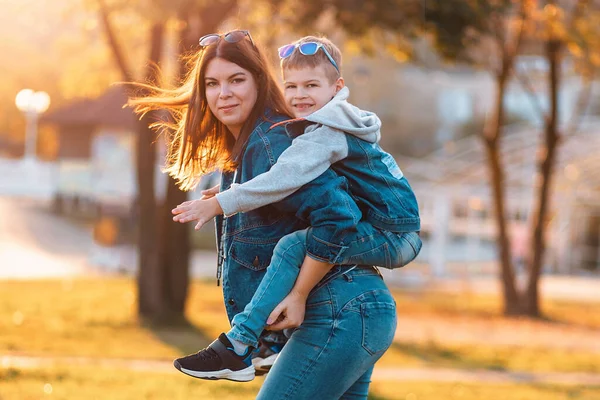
top-left (284, 119), bottom-right (420, 233)
top-left (228, 226), bottom-right (420, 348)
top-left (216, 112), bottom-right (361, 323)
top-left (256, 267), bottom-right (397, 399)
top-left (217, 112), bottom-right (398, 398)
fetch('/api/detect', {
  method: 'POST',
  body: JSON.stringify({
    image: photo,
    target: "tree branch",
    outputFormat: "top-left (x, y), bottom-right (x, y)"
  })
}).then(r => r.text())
top-left (566, 0), bottom-right (591, 32)
top-left (561, 0), bottom-right (594, 139)
top-left (97, 0), bottom-right (133, 81)
top-left (564, 73), bottom-right (594, 138)
top-left (503, 0), bottom-right (530, 76)
top-left (514, 70), bottom-right (549, 124)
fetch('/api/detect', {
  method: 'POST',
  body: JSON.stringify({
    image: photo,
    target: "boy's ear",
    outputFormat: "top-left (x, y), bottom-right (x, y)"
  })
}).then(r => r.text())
top-left (334, 77), bottom-right (345, 93)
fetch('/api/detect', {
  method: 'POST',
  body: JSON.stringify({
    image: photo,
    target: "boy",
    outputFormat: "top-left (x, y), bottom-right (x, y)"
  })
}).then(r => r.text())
top-left (172, 36), bottom-right (421, 381)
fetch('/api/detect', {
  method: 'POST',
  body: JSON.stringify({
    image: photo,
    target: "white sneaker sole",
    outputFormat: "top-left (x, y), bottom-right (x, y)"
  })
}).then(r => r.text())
top-left (252, 353), bottom-right (279, 371)
top-left (179, 365), bottom-right (255, 382)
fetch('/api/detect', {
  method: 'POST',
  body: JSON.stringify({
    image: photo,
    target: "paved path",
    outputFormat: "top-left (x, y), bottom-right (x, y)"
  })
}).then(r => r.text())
top-left (0, 197), bottom-right (96, 279)
top-left (2, 354), bottom-right (600, 385)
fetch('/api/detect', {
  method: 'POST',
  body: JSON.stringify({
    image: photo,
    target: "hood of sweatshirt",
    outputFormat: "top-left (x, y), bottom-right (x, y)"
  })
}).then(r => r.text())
top-left (303, 86), bottom-right (381, 144)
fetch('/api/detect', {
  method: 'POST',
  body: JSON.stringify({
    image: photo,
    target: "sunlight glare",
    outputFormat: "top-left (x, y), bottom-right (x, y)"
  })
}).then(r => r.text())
top-left (43, 383), bottom-right (53, 394)
top-left (12, 311), bottom-right (24, 326)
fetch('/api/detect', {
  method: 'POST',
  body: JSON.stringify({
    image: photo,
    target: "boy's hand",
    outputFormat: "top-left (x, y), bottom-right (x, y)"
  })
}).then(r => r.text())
top-left (265, 291), bottom-right (307, 331)
top-left (171, 197), bottom-right (223, 230)
top-left (200, 184), bottom-right (220, 200)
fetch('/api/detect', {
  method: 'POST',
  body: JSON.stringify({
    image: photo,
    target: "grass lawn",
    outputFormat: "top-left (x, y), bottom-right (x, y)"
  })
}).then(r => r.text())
top-left (1, 366), bottom-right (599, 400)
top-left (0, 278), bottom-right (598, 374)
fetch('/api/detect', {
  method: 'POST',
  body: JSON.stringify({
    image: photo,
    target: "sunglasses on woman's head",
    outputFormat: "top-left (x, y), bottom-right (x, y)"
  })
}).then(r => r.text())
top-left (278, 42), bottom-right (340, 73)
top-left (199, 30), bottom-right (254, 48)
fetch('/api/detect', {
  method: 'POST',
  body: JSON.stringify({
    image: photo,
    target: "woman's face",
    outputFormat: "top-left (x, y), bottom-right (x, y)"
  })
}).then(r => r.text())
top-left (204, 57), bottom-right (258, 138)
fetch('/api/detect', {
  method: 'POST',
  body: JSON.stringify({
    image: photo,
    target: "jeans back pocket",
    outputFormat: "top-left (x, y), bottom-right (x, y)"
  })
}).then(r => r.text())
top-left (360, 301), bottom-right (397, 355)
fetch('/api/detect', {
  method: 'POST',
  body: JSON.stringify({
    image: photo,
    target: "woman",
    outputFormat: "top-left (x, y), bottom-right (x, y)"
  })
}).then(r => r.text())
top-left (129, 30), bottom-right (396, 399)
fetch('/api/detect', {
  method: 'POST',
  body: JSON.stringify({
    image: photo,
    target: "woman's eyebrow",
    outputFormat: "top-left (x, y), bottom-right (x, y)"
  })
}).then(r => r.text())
top-left (205, 72), bottom-right (247, 81)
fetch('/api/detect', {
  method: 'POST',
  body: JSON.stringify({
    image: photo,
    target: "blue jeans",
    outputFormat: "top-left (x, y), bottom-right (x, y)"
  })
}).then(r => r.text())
top-left (228, 223), bottom-right (419, 348)
top-left (257, 267), bottom-right (396, 399)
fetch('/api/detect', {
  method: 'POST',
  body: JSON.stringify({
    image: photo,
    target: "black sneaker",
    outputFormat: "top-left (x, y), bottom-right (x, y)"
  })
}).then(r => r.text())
top-left (173, 333), bottom-right (255, 382)
top-left (252, 339), bottom-right (283, 376)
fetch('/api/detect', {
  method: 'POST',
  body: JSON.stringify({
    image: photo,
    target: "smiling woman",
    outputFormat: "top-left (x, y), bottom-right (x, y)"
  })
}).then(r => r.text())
top-left (128, 30), bottom-right (290, 191)
top-left (204, 60), bottom-right (258, 138)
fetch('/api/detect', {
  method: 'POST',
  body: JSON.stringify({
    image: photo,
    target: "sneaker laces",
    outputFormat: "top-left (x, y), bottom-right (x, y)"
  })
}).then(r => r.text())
top-left (197, 347), bottom-right (219, 361)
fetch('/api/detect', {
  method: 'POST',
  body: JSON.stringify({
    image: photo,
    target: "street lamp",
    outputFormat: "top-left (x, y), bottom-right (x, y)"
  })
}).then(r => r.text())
top-left (15, 89), bottom-right (51, 162)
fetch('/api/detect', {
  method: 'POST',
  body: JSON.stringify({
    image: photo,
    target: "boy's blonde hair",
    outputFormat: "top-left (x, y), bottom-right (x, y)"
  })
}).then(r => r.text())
top-left (280, 36), bottom-right (342, 84)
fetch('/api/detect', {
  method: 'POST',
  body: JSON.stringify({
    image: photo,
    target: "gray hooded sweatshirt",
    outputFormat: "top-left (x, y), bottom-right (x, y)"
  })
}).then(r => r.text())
top-left (215, 86), bottom-right (388, 217)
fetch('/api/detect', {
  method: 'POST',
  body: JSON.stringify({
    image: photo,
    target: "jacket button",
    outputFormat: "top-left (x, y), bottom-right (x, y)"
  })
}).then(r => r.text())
top-left (253, 256), bottom-right (259, 268)
top-left (228, 298), bottom-right (235, 306)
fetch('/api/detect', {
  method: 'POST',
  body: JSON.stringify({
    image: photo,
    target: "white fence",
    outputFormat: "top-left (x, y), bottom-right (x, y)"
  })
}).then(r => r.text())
top-left (0, 158), bottom-right (58, 200)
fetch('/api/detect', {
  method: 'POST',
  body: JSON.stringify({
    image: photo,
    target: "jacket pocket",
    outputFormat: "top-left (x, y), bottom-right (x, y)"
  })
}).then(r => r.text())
top-left (229, 238), bottom-right (278, 271)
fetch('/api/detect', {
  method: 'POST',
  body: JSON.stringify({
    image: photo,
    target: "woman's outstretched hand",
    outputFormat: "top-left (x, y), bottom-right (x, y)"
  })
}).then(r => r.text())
top-left (265, 291), bottom-right (307, 331)
top-left (172, 197), bottom-right (223, 230)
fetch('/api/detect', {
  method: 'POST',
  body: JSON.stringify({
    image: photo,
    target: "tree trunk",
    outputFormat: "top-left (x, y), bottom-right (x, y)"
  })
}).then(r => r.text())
top-left (100, 0), bottom-right (239, 323)
top-left (484, 72), bottom-right (522, 315)
top-left (160, 178), bottom-right (190, 315)
top-left (97, 0), bottom-right (133, 81)
top-left (153, 0), bottom-right (239, 322)
top-left (155, 9), bottom-right (195, 322)
top-left (96, 2), bottom-right (166, 319)
top-left (98, 0), bottom-right (239, 321)
top-left (136, 23), bottom-right (166, 320)
top-left (525, 38), bottom-right (561, 317)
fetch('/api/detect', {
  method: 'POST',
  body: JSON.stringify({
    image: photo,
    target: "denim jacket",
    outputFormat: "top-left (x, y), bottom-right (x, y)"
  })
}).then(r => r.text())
top-left (215, 112), bottom-right (362, 322)
top-left (323, 130), bottom-right (420, 233)
top-left (288, 88), bottom-right (420, 232)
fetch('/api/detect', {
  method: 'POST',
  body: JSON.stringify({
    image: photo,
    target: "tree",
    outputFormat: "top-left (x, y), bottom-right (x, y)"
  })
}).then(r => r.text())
top-left (97, 0), bottom-right (165, 319)
top-left (520, 0), bottom-right (596, 315)
top-left (428, 0), bottom-right (531, 315)
top-left (96, 0), bottom-right (237, 323)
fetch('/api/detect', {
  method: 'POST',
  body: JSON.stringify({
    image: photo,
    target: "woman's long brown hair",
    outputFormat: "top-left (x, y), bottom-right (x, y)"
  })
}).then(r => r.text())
top-left (128, 34), bottom-right (291, 191)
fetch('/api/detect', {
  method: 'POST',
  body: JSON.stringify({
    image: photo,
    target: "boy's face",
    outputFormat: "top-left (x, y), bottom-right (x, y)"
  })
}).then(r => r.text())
top-left (283, 65), bottom-right (344, 118)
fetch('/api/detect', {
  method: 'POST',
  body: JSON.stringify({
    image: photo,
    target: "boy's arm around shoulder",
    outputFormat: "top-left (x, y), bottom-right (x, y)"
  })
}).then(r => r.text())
top-left (220, 124), bottom-right (361, 263)
top-left (215, 125), bottom-right (349, 216)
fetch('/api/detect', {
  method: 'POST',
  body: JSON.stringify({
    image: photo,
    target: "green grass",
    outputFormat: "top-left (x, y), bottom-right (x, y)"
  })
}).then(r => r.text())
top-left (368, 380), bottom-right (600, 400)
top-left (0, 278), bottom-right (599, 374)
top-left (1, 366), bottom-right (599, 400)
top-left (379, 342), bottom-right (600, 373)
top-left (389, 289), bottom-right (600, 330)
top-left (0, 366), bottom-right (262, 400)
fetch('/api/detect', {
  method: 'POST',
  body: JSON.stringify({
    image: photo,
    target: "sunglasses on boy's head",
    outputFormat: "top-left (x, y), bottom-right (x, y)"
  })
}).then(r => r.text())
top-left (278, 42), bottom-right (340, 73)
top-left (199, 30), bottom-right (254, 48)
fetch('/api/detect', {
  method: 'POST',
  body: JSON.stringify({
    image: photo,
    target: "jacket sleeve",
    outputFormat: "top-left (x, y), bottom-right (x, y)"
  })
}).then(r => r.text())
top-left (215, 126), bottom-right (348, 217)
top-left (245, 127), bottom-right (361, 263)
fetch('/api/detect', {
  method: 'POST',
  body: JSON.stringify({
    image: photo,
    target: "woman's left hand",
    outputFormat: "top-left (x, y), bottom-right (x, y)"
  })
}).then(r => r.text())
top-left (171, 197), bottom-right (223, 230)
top-left (265, 291), bottom-right (307, 331)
